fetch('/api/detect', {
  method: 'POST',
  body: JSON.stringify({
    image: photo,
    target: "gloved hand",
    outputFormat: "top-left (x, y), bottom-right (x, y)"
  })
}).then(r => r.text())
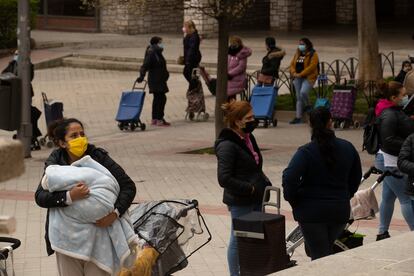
top-left (136, 75), bottom-right (144, 83)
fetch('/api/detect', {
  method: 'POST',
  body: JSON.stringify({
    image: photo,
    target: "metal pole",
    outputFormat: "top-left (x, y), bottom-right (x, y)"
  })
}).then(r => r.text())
top-left (17, 0), bottom-right (32, 158)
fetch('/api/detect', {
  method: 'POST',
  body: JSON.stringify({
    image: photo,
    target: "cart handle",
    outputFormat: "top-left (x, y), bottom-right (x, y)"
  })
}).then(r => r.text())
top-left (176, 200), bottom-right (199, 219)
top-left (41, 92), bottom-right (49, 104)
top-left (132, 80), bottom-right (147, 91)
top-left (262, 186), bottom-right (280, 214)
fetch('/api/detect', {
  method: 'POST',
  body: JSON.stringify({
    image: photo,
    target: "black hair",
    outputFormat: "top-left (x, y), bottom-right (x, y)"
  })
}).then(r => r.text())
top-left (265, 37), bottom-right (276, 49)
top-left (402, 60), bottom-right (411, 68)
top-left (309, 107), bottom-right (336, 169)
top-left (300, 37), bottom-right (313, 51)
top-left (150, 36), bottom-right (162, 45)
top-left (375, 81), bottom-right (404, 100)
top-left (47, 118), bottom-right (84, 146)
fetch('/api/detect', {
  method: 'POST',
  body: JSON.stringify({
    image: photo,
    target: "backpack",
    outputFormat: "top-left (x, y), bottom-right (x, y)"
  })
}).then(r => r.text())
top-left (362, 108), bottom-right (380, 154)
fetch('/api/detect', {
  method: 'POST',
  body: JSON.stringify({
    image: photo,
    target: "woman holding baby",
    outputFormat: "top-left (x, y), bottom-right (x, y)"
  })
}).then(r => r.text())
top-left (35, 118), bottom-right (137, 276)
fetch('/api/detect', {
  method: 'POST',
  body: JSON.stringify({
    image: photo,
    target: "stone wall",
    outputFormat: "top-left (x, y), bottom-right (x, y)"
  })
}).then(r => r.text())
top-left (270, 0), bottom-right (303, 31)
top-left (184, 0), bottom-right (218, 36)
top-left (231, 0), bottom-right (270, 31)
top-left (336, 0), bottom-right (356, 24)
top-left (100, 0), bottom-right (183, 34)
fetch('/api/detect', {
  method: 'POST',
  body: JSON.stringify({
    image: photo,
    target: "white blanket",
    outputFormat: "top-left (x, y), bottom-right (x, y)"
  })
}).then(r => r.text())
top-left (42, 155), bottom-right (138, 275)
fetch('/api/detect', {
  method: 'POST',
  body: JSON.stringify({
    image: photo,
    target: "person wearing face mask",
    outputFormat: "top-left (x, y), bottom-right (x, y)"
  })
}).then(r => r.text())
top-left (227, 36), bottom-right (252, 101)
top-left (374, 81), bottom-right (414, 241)
top-left (395, 60), bottom-right (412, 84)
top-left (137, 36), bottom-right (170, 126)
top-left (182, 20), bottom-right (202, 91)
top-left (289, 38), bottom-right (319, 124)
top-left (283, 107), bottom-right (361, 260)
top-left (403, 57), bottom-right (414, 96)
top-left (34, 118), bottom-right (137, 276)
top-left (215, 100), bottom-right (271, 276)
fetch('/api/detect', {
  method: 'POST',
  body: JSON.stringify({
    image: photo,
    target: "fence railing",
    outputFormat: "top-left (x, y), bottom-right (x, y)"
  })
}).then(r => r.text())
top-left (245, 51), bottom-right (395, 109)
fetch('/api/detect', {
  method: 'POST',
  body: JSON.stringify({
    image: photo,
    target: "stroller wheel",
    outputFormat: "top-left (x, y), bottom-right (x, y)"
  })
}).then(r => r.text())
top-left (130, 123), bottom-right (137, 131)
top-left (39, 137), bottom-right (46, 146)
top-left (354, 120), bottom-right (360, 129)
top-left (203, 113), bottom-right (209, 121)
top-left (189, 112), bottom-right (195, 121)
top-left (118, 122), bottom-right (124, 130)
top-left (339, 121), bottom-right (346, 129)
top-left (140, 123), bottom-right (146, 131)
top-left (46, 140), bottom-right (54, 148)
top-left (12, 134), bottom-right (17, 140)
top-left (333, 120), bottom-right (339, 129)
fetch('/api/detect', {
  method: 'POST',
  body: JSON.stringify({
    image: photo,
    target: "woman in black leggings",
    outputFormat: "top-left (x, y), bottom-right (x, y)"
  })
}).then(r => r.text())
top-left (282, 107), bottom-right (361, 260)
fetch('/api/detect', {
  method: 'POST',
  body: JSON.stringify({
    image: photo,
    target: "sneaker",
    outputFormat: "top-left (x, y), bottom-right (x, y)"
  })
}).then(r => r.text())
top-left (376, 231), bottom-right (390, 241)
top-left (289, 118), bottom-right (303, 124)
top-left (151, 119), bottom-right (158, 126)
top-left (157, 119), bottom-right (171, 127)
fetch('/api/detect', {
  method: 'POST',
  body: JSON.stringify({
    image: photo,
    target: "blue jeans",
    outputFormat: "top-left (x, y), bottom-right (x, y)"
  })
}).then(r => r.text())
top-left (228, 204), bottom-right (261, 276)
top-left (293, 78), bottom-right (313, 118)
top-left (375, 153), bottom-right (414, 233)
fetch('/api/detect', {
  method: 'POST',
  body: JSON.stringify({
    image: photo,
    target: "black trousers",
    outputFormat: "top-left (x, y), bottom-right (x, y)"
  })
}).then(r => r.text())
top-left (299, 222), bottom-right (346, 261)
top-left (152, 93), bottom-right (167, 120)
top-left (183, 63), bottom-right (199, 90)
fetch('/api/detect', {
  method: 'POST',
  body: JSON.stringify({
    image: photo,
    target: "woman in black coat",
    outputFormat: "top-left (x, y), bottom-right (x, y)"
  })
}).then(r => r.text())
top-left (137, 36), bottom-right (170, 126)
top-left (258, 37), bottom-right (285, 84)
top-left (215, 100), bottom-right (271, 276)
top-left (34, 118), bottom-right (136, 275)
top-left (182, 20), bottom-right (202, 91)
top-left (398, 134), bottom-right (414, 197)
top-left (283, 107), bottom-right (361, 260)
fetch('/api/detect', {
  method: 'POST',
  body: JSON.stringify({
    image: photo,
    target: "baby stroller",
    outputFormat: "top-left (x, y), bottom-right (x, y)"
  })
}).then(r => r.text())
top-left (39, 92), bottom-right (64, 148)
top-left (0, 237), bottom-right (21, 276)
top-left (285, 167), bottom-right (402, 257)
top-left (199, 66), bottom-right (216, 96)
top-left (185, 69), bottom-right (209, 122)
top-left (126, 199), bottom-right (212, 276)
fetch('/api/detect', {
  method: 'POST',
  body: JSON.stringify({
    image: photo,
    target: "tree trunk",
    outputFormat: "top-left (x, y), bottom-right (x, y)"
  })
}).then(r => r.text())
top-left (357, 0), bottom-right (382, 82)
top-left (214, 16), bottom-right (229, 138)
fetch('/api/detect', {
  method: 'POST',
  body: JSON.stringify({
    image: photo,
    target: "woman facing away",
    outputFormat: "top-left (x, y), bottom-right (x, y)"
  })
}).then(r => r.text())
top-left (182, 20), bottom-right (202, 91)
top-left (215, 100), bottom-right (271, 275)
top-left (374, 81), bottom-right (414, 240)
top-left (283, 107), bottom-right (361, 260)
top-left (35, 118), bottom-right (137, 276)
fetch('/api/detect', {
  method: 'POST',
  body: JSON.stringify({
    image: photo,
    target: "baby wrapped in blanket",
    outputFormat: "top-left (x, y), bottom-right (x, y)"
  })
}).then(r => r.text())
top-left (42, 155), bottom-right (138, 275)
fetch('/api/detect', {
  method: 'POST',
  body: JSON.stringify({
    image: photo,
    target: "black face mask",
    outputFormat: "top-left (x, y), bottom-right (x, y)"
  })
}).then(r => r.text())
top-left (242, 120), bottom-right (258, 133)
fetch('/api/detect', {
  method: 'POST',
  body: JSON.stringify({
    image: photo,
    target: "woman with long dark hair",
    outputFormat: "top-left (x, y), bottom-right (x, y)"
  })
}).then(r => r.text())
top-left (282, 107), bottom-right (361, 260)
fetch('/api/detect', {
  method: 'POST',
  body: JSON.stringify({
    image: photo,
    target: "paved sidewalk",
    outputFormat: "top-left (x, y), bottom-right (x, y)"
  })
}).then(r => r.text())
top-left (0, 65), bottom-right (411, 275)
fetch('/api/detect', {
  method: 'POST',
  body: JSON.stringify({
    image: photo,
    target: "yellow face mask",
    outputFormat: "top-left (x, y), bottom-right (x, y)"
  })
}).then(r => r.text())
top-left (67, 136), bottom-right (88, 157)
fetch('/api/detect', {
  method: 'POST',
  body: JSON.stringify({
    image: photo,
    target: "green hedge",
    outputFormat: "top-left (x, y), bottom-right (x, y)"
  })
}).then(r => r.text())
top-left (0, 0), bottom-right (38, 49)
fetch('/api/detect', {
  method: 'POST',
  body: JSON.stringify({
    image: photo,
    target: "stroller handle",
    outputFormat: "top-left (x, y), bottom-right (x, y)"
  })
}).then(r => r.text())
top-left (176, 200), bottom-right (199, 219)
top-left (362, 166), bottom-right (383, 181)
top-left (371, 170), bottom-right (403, 190)
top-left (0, 237), bottom-right (20, 260)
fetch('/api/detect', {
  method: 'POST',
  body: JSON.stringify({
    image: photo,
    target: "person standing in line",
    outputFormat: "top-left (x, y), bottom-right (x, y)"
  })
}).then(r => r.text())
top-left (215, 100), bottom-right (271, 275)
top-left (395, 60), bottom-right (412, 84)
top-left (227, 36), bottom-right (252, 101)
top-left (374, 81), bottom-right (414, 240)
top-left (182, 20), bottom-right (202, 91)
top-left (283, 107), bottom-right (361, 260)
top-left (258, 36), bottom-right (285, 85)
top-left (137, 36), bottom-right (171, 127)
top-left (289, 38), bottom-right (319, 124)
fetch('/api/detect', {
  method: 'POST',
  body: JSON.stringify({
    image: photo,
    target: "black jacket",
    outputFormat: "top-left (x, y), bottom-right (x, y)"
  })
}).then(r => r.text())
top-left (215, 128), bottom-right (271, 206)
top-left (34, 144), bottom-right (136, 255)
top-left (397, 134), bottom-right (414, 195)
top-left (260, 47), bottom-right (285, 78)
top-left (395, 69), bottom-right (407, 84)
top-left (378, 106), bottom-right (414, 156)
top-left (139, 45), bottom-right (169, 94)
top-left (183, 31), bottom-right (202, 66)
top-left (282, 137), bottom-right (361, 223)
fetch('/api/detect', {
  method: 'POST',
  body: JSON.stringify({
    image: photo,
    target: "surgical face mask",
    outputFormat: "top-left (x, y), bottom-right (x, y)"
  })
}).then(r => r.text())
top-left (399, 95), bottom-right (409, 107)
top-left (242, 120), bottom-right (258, 134)
top-left (67, 136), bottom-right (88, 157)
top-left (298, 45), bottom-right (306, 52)
top-left (182, 27), bottom-right (187, 33)
top-left (158, 43), bottom-right (164, 49)
top-left (13, 55), bottom-right (18, 61)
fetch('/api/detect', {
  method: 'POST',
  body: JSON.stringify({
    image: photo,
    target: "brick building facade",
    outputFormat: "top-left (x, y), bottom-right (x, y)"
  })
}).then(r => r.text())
top-left (37, 0), bottom-right (413, 34)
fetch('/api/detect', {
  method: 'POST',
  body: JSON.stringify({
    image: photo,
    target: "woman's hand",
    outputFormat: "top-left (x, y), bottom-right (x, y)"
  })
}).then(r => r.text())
top-left (70, 182), bottom-right (89, 201)
top-left (95, 212), bottom-right (118, 227)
